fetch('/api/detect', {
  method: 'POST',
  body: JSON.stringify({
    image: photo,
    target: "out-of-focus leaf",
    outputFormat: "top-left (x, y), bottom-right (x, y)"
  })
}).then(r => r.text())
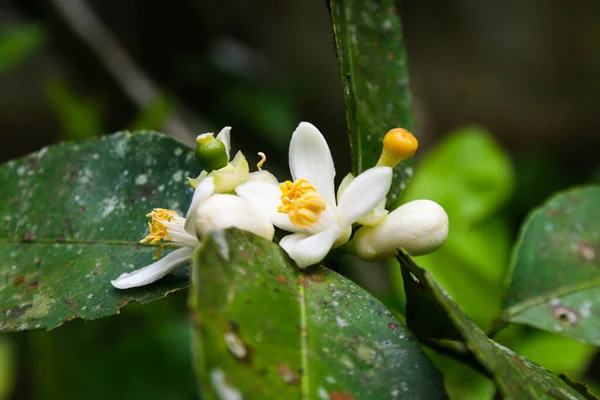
top-left (399, 253), bottom-right (588, 399)
top-left (22, 291), bottom-right (197, 400)
top-left (496, 326), bottom-right (595, 379)
top-left (399, 127), bottom-right (515, 327)
top-left (329, 0), bottom-right (414, 207)
top-left (0, 337), bottom-right (15, 400)
top-left (0, 132), bottom-right (198, 332)
top-left (128, 93), bottom-right (173, 132)
top-left (499, 186), bottom-right (600, 345)
top-left (0, 24), bottom-right (44, 74)
top-left (44, 78), bottom-right (103, 140)
top-left (191, 229), bottom-right (447, 400)
top-left (560, 375), bottom-right (600, 400)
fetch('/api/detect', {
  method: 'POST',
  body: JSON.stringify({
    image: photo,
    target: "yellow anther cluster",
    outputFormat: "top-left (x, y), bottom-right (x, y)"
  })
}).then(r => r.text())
top-left (377, 128), bottom-right (418, 168)
top-left (278, 179), bottom-right (326, 227)
top-left (140, 208), bottom-right (179, 245)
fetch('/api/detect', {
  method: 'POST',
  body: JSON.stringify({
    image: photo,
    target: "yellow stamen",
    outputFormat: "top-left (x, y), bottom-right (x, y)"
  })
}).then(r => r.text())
top-left (278, 179), bottom-right (326, 227)
top-left (377, 128), bottom-right (418, 168)
top-left (140, 208), bottom-right (179, 245)
top-left (257, 152), bottom-right (267, 170)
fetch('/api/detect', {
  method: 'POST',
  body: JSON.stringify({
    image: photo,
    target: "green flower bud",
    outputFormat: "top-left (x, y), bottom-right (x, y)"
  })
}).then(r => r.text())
top-left (195, 133), bottom-right (229, 172)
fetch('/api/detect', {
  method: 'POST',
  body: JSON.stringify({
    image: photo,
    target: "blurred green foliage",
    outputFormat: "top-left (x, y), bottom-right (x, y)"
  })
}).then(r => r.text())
top-left (392, 127), bottom-right (597, 398)
top-left (17, 292), bottom-right (197, 400)
top-left (396, 126), bottom-right (515, 327)
top-left (0, 24), bottom-right (44, 75)
top-left (44, 79), bottom-right (104, 140)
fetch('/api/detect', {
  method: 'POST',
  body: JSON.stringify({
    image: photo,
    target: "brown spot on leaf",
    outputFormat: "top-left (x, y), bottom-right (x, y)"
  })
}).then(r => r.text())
top-left (332, 391), bottom-right (354, 400)
top-left (552, 305), bottom-right (579, 326)
top-left (579, 242), bottom-right (596, 262)
top-left (277, 364), bottom-right (300, 385)
top-left (118, 297), bottom-right (135, 308)
top-left (65, 299), bottom-right (79, 310)
top-left (308, 274), bottom-right (326, 282)
top-left (12, 275), bottom-right (26, 286)
top-left (22, 231), bottom-right (36, 242)
top-left (26, 280), bottom-right (39, 292)
top-left (276, 275), bottom-right (287, 284)
top-left (299, 278), bottom-right (309, 289)
top-left (388, 322), bottom-right (398, 329)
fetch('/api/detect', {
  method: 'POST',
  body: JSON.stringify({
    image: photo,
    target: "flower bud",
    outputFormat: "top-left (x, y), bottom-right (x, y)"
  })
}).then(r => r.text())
top-left (349, 200), bottom-right (448, 261)
top-left (194, 194), bottom-right (274, 241)
top-left (195, 133), bottom-right (229, 172)
top-left (376, 128), bottom-right (418, 168)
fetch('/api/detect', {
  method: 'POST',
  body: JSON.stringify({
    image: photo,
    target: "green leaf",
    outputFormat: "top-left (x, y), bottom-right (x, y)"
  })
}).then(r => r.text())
top-left (0, 24), bottom-right (44, 75)
top-left (399, 127), bottom-right (515, 327)
top-left (191, 229), bottom-right (447, 400)
top-left (0, 132), bottom-right (198, 332)
top-left (329, 0), bottom-right (414, 207)
top-left (499, 186), bottom-right (600, 345)
top-left (398, 253), bottom-right (588, 399)
top-left (560, 375), bottom-right (600, 400)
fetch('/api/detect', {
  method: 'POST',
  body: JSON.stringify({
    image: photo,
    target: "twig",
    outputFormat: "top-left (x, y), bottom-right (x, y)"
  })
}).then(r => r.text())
top-left (48, 0), bottom-right (202, 145)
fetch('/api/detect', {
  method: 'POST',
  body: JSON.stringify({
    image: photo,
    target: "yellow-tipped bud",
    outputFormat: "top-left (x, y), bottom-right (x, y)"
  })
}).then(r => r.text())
top-left (376, 128), bottom-right (418, 168)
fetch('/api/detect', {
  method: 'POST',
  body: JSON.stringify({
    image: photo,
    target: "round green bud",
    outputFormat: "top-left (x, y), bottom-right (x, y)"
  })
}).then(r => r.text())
top-left (195, 133), bottom-right (229, 172)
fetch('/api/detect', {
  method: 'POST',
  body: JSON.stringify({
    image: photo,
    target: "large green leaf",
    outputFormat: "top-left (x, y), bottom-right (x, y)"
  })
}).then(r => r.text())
top-left (191, 229), bottom-right (447, 399)
top-left (329, 0), bottom-right (414, 207)
top-left (398, 253), bottom-right (588, 399)
top-left (498, 186), bottom-right (600, 345)
top-left (0, 132), bottom-right (197, 332)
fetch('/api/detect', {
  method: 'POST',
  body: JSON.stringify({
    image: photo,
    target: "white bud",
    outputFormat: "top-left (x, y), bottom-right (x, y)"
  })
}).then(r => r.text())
top-left (349, 200), bottom-right (448, 261)
top-left (195, 194), bottom-right (274, 241)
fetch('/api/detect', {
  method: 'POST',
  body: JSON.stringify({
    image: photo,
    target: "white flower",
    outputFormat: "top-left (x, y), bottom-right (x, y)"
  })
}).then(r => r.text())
top-left (112, 183), bottom-right (274, 289)
top-left (236, 122), bottom-right (393, 268)
top-left (348, 199), bottom-right (448, 261)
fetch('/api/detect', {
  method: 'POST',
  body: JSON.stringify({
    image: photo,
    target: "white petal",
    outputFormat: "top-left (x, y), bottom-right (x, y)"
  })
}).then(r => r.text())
top-left (216, 126), bottom-right (232, 159)
top-left (247, 170), bottom-right (279, 185)
top-left (195, 194), bottom-right (275, 241)
top-left (236, 181), bottom-right (302, 233)
top-left (111, 247), bottom-right (193, 289)
top-left (289, 122), bottom-right (336, 208)
top-left (279, 226), bottom-right (341, 268)
top-left (185, 176), bottom-right (215, 236)
top-left (336, 172), bottom-right (355, 204)
top-left (337, 166), bottom-right (392, 228)
top-left (349, 200), bottom-right (449, 261)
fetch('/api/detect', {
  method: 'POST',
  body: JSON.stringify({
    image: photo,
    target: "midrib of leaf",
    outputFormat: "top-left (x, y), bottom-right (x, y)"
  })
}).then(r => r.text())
top-left (503, 276), bottom-right (600, 319)
top-left (297, 273), bottom-right (310, 400)
top-left (330, 0), bottom-right (363, 175)
top-left (0, 237), bottom-right (156, 246)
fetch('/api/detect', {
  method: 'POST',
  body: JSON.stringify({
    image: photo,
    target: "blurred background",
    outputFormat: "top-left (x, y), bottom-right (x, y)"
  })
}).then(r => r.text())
top-left (2, 0), bottom-right (600, 398)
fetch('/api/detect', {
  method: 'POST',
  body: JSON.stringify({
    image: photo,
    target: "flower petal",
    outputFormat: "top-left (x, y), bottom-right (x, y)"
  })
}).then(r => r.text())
top-left (337, 166), bottom-right (392, 228)
top-left (289, 122), bottom-right (336, 208)
top-left (185, 176), bottom-right (215, 236)
top-left (349, 200), bottom-right (449, 261)
top-left (195, 194), bottom-right (275, 241)
top-left (216, 126), bottom-right (232, 159)
top-left (111, 247), bottom-right (193, 289)
top-left (236, 181), bottom-right (302, 233)
top-left (279, 226), bottom-right (341, 268)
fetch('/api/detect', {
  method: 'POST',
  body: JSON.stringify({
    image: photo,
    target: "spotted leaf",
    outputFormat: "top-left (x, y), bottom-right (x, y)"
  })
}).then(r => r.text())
top-left (498, 186), bottom-right (600, 345)
top-left (0, 132), bottom-right (197, 332)
top-left (329, 0), bottom-right (414, 208)
top-left (191, 229), bottom-right (447, 399)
